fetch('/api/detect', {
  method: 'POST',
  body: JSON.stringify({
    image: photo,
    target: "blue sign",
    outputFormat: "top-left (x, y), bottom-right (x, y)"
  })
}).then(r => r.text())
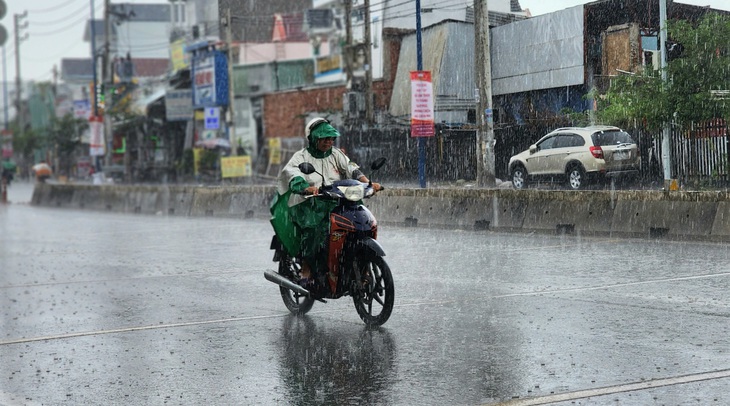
top-left (191, 50), bottom-right (229, 108)
top-left (204, 107), bottom-right (220, 130)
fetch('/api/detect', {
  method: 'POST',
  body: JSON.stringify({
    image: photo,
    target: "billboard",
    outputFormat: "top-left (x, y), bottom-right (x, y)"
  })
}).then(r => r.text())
top-left (165, 89), bottom-right (193, 121)
top-left (191, 50), bottom-right (229, 108)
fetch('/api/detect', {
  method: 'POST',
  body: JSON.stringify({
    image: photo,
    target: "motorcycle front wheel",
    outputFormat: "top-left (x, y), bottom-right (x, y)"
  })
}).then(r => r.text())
top-left (278, 255), bottom-right (315, 315)
top-left (352, 254), bottom-right (394, 326)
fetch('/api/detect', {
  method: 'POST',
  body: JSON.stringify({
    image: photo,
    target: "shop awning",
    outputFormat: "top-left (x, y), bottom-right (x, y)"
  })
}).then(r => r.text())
top-left (133, 88), bottom-right (166, 115)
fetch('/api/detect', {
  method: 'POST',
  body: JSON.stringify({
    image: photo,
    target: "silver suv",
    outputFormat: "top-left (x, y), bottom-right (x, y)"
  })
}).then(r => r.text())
top-left (508, 126), bottom-right (640, 190)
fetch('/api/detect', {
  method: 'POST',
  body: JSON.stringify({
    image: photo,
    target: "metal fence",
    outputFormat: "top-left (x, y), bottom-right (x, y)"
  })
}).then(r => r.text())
top-left (336, 121), bottom-right (729, 188)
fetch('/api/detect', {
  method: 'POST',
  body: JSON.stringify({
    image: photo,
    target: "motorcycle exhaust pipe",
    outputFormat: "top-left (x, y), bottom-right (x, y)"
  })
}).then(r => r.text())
top-left (264, 270), bottom-right (310, 296)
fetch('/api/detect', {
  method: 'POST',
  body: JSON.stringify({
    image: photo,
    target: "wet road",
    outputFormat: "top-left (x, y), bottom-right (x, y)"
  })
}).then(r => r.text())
top-left (1, 182), bottom-right (729, 405)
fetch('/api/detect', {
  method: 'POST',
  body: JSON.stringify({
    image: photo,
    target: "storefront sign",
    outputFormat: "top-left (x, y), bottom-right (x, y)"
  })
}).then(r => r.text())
top-left (73, 100), bottom-right (91, 119)
top-left (192, 50), bottom-right (229, 108)
top-left (221, 155), bottom-right (251, 178)
top-left (165, 89), bottom-right (193, 121)
top-left (204, 107), bottom-right (220, 130)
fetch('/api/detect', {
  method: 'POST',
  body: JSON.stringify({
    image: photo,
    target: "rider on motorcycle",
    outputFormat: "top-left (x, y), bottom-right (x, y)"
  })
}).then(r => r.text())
top-left (270, 117), bottom-right (382, 288)
top-left (1, 157), bottom-right (16, 186)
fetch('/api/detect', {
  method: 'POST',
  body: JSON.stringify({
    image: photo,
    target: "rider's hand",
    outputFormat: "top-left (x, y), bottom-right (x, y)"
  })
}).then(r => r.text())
top-left (372, 182), bottom-right (383, 192)
top-left (303, 186), bottom-right (319, 195)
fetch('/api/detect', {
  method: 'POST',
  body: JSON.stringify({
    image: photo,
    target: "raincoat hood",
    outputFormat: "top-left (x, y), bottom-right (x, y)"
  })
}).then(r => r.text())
top-left (306, 122), bottom-right (340, 158)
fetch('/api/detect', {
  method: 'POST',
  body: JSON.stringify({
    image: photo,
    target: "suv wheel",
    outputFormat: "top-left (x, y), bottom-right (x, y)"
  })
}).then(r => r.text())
top-left (566, 165), bottom-right (586, 190)
top-left (511, 165), bottom-right (528, 189)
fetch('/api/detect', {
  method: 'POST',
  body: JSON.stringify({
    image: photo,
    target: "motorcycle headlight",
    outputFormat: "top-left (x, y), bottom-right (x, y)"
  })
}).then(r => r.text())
top-left (339, 185), bottom-right (364, 201)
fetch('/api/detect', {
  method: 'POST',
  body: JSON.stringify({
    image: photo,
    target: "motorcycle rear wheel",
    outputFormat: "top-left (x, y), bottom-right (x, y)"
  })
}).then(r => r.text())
top-left (352, 254), bottom-right (394, 326)
top-left (278, 255), bottom-right (315, 315)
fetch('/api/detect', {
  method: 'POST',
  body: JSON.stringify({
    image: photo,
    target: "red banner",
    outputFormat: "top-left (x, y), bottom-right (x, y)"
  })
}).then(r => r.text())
top-left (410, 71), bottom-right (435, 137)
top-left (89, 116), bottom-right (105, 157)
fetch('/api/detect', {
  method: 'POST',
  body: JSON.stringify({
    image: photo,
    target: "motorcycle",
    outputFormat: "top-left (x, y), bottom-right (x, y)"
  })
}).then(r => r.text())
top-left (264, 158), bottom-right (394, 326)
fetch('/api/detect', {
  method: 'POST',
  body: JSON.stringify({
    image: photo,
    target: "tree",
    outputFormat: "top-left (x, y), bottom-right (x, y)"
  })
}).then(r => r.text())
top-left (597, 12), bottom-right (730, 130)
top-left (48, 114), bottom-right (88, 176)
top-left (667, 13), bottom-right (730, 126)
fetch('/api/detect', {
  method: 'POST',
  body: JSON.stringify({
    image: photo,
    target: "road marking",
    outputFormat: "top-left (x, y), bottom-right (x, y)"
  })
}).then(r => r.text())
top-left (0, 312), bottom-right (299, 346)
top-left (493, 271), bottom-right (730, 298)
top-left (487, 369), bottom-right (730, 405)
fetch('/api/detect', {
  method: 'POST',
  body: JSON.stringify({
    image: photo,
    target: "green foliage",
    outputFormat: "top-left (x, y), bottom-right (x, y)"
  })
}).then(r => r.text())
top-left (198, 149), bottom-right (219, 171)
top-left (177, 149), bottom-right (194, 174)
top-left (48, 114), bottom-right (88, 174)
top-left (597, 12), bottom-right (730, 130)
top-left (667, 13), bottom-right (730, 124)
top-left (11, 123), bottom-right (42, 162)
top-left (596, 69), bottom-right (667, 130)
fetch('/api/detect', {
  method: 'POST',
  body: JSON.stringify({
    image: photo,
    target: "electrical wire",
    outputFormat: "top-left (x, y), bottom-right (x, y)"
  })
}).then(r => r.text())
top-left (27, 0), bottom-right (83, 14)
top-left (28, 1), bottom-right (100, 27)
top-left (29, 13), bottom-right (90, 37)
top-left (29, 0), bottom-right (104, 37)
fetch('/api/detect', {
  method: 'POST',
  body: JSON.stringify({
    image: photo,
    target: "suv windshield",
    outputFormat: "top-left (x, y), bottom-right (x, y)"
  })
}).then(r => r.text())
top-left (591, 130), bottom-right (634, 146)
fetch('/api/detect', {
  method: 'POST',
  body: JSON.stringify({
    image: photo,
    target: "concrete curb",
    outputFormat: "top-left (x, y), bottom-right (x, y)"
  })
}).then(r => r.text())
top-left (31, 183), bottom-right (730, 242)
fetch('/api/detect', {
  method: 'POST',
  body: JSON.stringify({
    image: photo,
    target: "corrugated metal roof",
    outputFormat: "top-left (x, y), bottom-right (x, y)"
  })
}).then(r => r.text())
top-left (491, 6), bottom-right (585, 95)
top-left (389, 21), bottom-right (478, 118)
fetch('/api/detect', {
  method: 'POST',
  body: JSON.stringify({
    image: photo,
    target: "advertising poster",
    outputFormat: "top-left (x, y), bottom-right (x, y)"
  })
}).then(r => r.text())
top-left (268, 137), bottom-right (282, 165)
top-left (410, 71), bottom-right (435, 137)
top-left (1, 129), bottom-right (12, 158)
top-left (221, 156), bottom-right (252, 178)
top-left (89, 116), bottom-right (105, 156)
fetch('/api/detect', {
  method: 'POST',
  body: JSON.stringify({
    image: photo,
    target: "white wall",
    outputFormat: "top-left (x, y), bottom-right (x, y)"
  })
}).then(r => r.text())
top-left (115, 21), bottom-right (171, 59)
top-left (491, 6), bottom-right (585, 95)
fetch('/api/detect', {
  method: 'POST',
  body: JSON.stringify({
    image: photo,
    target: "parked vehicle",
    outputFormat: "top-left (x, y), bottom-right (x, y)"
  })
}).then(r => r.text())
top-left (508, 126), bottom-right (640, 190)
top-left (264, 158), bottom-right (394, 326)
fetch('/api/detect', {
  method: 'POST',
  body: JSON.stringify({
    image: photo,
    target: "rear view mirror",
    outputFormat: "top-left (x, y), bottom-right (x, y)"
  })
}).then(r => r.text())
top-left (371, 157), bottom-right (387, 171)
top-left (298, 162), bottom-right (316, 175)
top-left (529, 145), bottom-right (537, 154)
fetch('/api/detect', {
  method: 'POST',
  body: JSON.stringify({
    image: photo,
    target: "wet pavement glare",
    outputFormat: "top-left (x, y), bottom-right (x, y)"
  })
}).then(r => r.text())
top-left (1, 182), bottom-right (729, 405)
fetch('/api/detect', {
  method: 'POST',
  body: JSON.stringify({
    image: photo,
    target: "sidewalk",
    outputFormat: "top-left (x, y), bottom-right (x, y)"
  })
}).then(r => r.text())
top-left (3, 180), bottom-right (35, 204)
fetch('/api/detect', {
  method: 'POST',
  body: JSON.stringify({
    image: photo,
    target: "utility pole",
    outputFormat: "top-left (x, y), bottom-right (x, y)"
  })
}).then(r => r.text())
top-left (415, 0), bottom-right (426, 188)
top-left (90, 0), bottom-right (98, 118)
top-left (225, 8), bottom-right (236, 156)
top-left (363, 0), bottom-right (373, 125)
top-left (474, 0), bottom-right (495, 187)
top-left (103, 0), bottom-right (112, 170)
top-left (0, 0), bottom-right (9, 131)
top-left (13, 11), bottom-right (27, 132)
top-left (344, 0), bottom-right (353, 124)
top-left (659, 0), bottom-right (673, 188)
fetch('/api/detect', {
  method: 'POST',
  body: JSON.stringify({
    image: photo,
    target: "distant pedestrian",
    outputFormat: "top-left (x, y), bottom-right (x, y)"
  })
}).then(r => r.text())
top-left (2, 157), bottom-right (16, 186)
top-left (32, 161), bottom-right (52, 183)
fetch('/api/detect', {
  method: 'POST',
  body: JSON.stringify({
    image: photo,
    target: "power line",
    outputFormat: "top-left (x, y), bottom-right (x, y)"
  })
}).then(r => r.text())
top-left (28, 1), bottom-right (99, 26)
top-left (28, 12), bottom-right (92, 37)
top-left (28, 0), bottom-right (84, 14)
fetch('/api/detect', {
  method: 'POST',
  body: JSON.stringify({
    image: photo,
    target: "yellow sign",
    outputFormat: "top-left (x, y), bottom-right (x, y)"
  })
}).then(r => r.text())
top-left (193, 148), bottom-right (203, 175)
top-left (268, 138), bottom-right (282, 165)
top-left (221, 155), bottom-right (252, 178)
top-left (316, 54), bottom-right (341, 74)
top-left (170, 39), bottom-right (190, 72)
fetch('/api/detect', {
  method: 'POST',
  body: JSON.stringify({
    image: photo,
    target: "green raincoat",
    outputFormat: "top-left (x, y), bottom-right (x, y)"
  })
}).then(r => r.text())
top-left (270, 123), bottom-right (362, 260)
